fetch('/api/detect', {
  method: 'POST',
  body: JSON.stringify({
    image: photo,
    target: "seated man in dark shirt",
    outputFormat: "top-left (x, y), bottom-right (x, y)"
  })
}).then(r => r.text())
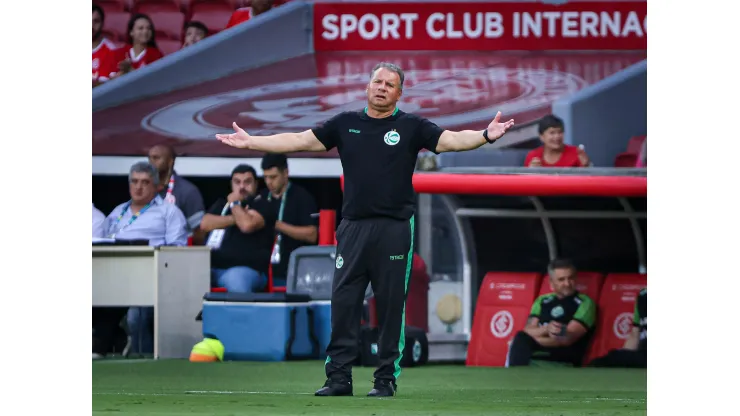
top-left (590, 288), bottom-right (647, 368)
top-left (198, 164), bottom-right (277, 292)
top-left (260, 154), bottom-right (319, 287)
top-left (507, 258), bottom-right (597, 367)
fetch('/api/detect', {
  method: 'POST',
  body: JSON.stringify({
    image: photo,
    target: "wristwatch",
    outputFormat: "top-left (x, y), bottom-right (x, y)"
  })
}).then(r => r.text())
top-left (229, 201), bottom-right (241, 209)
top-left (482, 129), bottom-right (495, 144)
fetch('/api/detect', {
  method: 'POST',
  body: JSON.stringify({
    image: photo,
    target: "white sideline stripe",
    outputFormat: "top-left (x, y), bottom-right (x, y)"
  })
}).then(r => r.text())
top-left (93, 391), bottom-right (312, 396)
top-left (93, 391), bottom-right (645, 403)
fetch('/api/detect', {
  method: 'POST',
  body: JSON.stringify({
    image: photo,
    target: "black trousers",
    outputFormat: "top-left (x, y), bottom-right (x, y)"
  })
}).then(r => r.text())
top-left (589, 347), bottom-right (647, 368)
top-left (325, 216), bottom-right (414, 383)
top-left (507, 331), bottom-right (586, 367)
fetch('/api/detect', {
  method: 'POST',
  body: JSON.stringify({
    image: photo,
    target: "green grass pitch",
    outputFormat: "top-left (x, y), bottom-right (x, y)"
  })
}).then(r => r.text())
top-left (93, 360), bottom-right (646, 415)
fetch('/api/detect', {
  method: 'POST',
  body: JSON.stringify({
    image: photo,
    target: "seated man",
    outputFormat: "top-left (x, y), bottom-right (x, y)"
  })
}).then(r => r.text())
top-left (590, 288), bottom-right (647, 368)
top-left (260, 154), bottom-right (319, 287)
top-left (524, 115), bottom-right (592, 168)
top-left (507, 258), bottom-right (596, 367)
top-left (92, 161), bottom-right (188, 359)
top-left (198, 164), bottom-right (277, 293)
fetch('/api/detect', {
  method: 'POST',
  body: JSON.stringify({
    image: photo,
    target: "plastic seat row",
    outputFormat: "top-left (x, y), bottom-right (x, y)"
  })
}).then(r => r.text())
top-left (102, 10), bottom-right (223, 41)
top-left (467, 271), bottom-right (646, 367)
top-left (97, 0), bottom-right (291, 15)
top-left (614, 135), bottom-right (647, 167)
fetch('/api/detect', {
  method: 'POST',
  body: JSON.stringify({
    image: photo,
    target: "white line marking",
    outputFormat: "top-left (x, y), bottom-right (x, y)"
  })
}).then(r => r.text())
top-left (185, 390), bottom-right (313, 395)
top-left (93, 391), bottom-right (645, 404)
top-left (93, 391), bottom-right (314, 396)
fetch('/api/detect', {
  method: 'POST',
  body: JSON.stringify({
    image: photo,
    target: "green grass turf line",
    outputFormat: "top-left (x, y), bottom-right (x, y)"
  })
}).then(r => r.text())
top-left (93, 360), bottom-right (646, 415)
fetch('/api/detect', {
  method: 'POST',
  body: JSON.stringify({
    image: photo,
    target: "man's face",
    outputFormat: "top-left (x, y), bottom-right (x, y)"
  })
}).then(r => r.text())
top-left (540, 127), bottom-right (565, 151)
top-left (549, 267), bottom-right (576, 298)
top-left (231, 172), bottom-right (257, 198)
top-left (183, 26), bottom-right (206, 47)
top-left (263, 167), bottom-right (288, 196)
top-left (148, 146), bottom-right (173, 177)
top-left (129, 172), bottom-right (158, 205)
top-left (93, 10), bottom-right (103, 40)
top-left (366, 68), bottom-right (402, 110)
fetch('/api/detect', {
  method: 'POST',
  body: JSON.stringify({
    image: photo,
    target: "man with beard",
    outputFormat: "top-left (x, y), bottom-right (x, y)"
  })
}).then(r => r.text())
top-left (507, 258), bottom-right (597, 367)
top-left (199, 164), bottom-right (277, 293)
top-left (147, 144), bottom-right (205, 238)
top-left (92, 3), bottom-right (123, 87)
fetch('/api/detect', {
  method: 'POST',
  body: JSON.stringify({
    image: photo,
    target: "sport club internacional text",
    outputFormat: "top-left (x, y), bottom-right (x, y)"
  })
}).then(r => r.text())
top-left (312, 1), bottom-right (647, 51)
top-left (321, 11), bottom-right (646, 41)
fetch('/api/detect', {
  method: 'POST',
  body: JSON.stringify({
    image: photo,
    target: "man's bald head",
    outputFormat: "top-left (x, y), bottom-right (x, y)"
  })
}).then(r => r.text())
top-left (148, 144), bottom-right (177, 178)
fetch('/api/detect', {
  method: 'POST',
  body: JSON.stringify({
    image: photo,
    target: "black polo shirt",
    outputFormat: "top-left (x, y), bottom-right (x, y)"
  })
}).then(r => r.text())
top-left (261, 183), bottom-right (318, 278)
top-left (206, 194), bottom-right (277, 274)
top-left (312, 108), bottom-right (444, 220)
top-left (530, 292), bottom-right (596, 329)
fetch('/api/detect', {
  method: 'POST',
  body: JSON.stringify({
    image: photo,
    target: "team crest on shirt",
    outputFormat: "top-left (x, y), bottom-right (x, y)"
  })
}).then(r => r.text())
top-left (551, 305), bottom-right (564, 318)
top-left (384, 130), bottom-right (400, 146)
top-left (92, 58), bottom-right (99, 70)
top-left (335, 255), bottom-right (344, 269)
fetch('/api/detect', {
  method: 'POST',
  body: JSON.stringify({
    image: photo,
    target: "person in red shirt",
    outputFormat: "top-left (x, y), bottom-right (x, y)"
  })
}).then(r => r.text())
top-left (226, 0), bottom-right (274, 29)
top-left (524, 115), bottom-right (591, 168)
top-left (92, 4), bottom-right (124, 87)
top-left (117, 14), bottom-right (163, 76)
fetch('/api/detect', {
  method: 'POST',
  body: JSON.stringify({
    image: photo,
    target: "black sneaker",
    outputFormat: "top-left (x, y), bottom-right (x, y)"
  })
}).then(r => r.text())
top-left (314, 379), bottom-right (353, 396)
top-left (367, 379), bottom-right (397, 397)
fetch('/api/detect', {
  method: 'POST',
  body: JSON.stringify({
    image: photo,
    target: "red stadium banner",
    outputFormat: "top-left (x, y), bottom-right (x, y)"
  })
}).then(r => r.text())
top-left (313, 1), bottom-right (647, 51)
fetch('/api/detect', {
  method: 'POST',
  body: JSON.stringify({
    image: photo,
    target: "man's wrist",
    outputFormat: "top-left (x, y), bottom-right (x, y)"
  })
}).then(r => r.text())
top-left (482, 129), bottom-right (495, 144)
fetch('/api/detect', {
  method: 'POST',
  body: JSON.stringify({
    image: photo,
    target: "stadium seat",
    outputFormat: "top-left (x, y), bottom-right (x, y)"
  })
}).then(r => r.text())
top-left (583, 273), bottom-right (647, 365)
top-left (613, 135), bottom-right (647, 167)
top-left (157, 38), bottom-right (182, 55)
top-left (190, 9), bottom-right (233, 33)
top-left (102, 11), bottom-right (131, 43)
top-left (627, 135), bottom-right (647, 154)
top-left (148, 11), bottom-right (186, 39)
top-left (614, 152), bottom-right (639, 167)
top-left (188, 0), bottom-right (240, 11)
top-left (132, 0), bottom-right (182, 14)
top-left (466, 272), bottom-right (542, 367)
top-left (97, 0), bottom-right (129, 13)
top-left (538, 272), bottom-right (604, 304)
